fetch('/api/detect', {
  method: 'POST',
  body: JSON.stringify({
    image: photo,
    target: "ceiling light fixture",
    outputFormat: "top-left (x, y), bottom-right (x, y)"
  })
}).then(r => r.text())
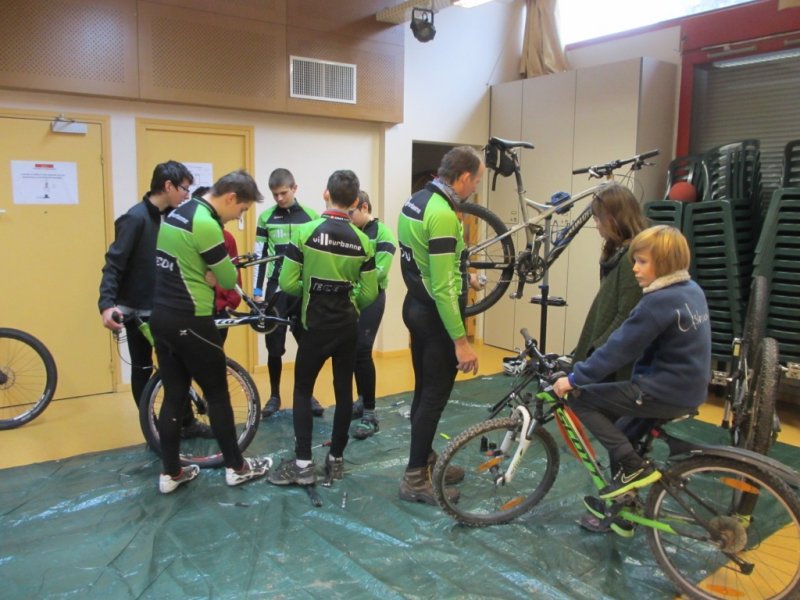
top-left (410, 8), bottom-right (436, 43)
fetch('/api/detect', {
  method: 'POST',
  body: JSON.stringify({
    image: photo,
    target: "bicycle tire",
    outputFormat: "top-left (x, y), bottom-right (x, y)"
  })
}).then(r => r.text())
top-left (0, 328), bottom-right (58, 430)
top-left (645, 456), bottom-right (800, 600)
top-left (741, 337), bottom-right (780, 455)
top-left (432, 416), bottom-right (559, 526)
top-left (742, 275), bottom-right (768, 369)
top-left (458, 202), bottom-right (516, 317)
top-left (138, 357), bottom-right (261, 468)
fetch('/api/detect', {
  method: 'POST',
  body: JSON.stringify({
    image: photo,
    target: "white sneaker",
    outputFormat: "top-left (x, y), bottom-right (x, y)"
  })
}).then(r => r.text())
top-left (159, 464), bottom-right (200, 494)
top-left (225, 456), bottom-right (273, 486)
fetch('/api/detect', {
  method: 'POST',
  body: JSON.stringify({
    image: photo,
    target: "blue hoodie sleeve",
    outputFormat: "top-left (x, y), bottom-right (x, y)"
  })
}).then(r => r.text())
top-left (571, 300), bottom-right (663, 386)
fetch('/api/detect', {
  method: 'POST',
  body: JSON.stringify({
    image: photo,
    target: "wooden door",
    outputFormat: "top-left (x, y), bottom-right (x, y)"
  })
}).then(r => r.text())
top-left (0, 111), bottom-right (112, 398)
top-left (136, 120), bottom-right (255, 370)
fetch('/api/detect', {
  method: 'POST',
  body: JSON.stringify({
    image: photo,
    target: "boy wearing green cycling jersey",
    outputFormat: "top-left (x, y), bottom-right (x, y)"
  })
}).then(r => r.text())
top-left (348, 190), bottom-right (397, 439)
top-left (268, 170), bottom-right (378, 487)
top-left (252, 169), bottom-right (324, 419)
top-left (151, 170), bottom-right (272, 494)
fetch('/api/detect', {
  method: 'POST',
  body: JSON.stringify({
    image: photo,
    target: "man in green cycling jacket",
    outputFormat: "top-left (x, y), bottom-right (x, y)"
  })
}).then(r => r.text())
top-left (150, 170), bottom-right (271, 494)
top-left (397, 146), bottom-right (484, 505)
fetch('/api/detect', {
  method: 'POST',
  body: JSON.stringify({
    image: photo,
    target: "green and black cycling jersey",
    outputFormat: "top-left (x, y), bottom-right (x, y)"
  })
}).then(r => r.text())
top-left (397, 181), bottom-right (468, 340)
top-left (279, 210), bottom-right (378, 330)
top-left (253, 201), bottom-right (318, 296)
top-left (362, 218), bottom-right (397, 291)
top-left (154, 197), bottom-right (236, 317)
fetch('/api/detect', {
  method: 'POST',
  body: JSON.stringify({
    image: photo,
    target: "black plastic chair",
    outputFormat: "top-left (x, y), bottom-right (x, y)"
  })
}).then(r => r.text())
top-left (781, 140), bottom-right (800, 188)
top-left (663, 155), bottom-right (709, 202)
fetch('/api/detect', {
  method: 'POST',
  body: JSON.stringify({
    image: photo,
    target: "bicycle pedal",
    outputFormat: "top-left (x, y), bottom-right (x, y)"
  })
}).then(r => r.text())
top-left (611, 491), bottom-right (639, 505)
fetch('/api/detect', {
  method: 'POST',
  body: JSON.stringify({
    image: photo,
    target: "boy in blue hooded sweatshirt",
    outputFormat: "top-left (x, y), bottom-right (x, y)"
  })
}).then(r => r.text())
top-left (553, 225), bottom-right (711, 505)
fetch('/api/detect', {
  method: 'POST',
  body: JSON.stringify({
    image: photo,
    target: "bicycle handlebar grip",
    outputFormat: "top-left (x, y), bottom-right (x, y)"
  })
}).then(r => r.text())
top-left (571, 166), bottom-right (590, 175)
top-left (639, 149), bottom-right (660, 160)
top-left (111, 311), bottom-right (124, 324)
top-left (520, 328), bottom-right (534, 346)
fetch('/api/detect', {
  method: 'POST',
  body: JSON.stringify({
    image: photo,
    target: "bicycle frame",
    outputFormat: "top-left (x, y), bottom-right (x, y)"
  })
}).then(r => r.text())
top-left (473, 140), bottom-right (658, 348)
top-left (112, 253), bottom-right (292, 342)
top-left (493, 329), bottom-right (800, 531)
top-left (499, 392), bottom-right (796, 539)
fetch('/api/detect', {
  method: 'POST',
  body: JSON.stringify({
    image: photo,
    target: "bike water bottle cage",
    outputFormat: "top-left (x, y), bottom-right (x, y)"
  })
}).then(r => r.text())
top-left (549, 191), bottom-right (572, 214)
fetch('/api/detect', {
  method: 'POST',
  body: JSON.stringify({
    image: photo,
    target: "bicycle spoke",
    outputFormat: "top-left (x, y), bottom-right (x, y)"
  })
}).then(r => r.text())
top-left (0, 329), bottom-right (57, 429)
top-left (432, 417), bottom-right (559, 526)
top-left (646, 457), bottom-right (800, 599)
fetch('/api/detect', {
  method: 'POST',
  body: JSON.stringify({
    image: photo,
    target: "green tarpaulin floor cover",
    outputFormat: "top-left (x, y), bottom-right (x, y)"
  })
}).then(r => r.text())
top-left (2, 374), bottom-right (798, 599)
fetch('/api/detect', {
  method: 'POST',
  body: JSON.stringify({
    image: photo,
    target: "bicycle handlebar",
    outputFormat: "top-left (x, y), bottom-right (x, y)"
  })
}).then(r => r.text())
top-left (233, 253), bottom-right (280, 269)
top-left (572, 149), bottom-right (659, 179)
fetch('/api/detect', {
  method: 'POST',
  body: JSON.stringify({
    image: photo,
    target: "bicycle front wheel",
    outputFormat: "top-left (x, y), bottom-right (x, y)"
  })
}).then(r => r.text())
top-left (139, 358), bottom-right (261, 468)
top-left (645, 456), bottom-right (800, 600)
top-left (458, 202), bottom-right (515, 317)
top-left (432, 416), bottom-right (559, 526)
top-left (0, 328), bottom-right (58, 430)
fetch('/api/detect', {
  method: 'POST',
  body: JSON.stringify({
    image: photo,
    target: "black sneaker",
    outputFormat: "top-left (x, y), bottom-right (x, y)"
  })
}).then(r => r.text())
top-left (310, 396), bottom-right (325, 417)
top-left (322, 452), bottom-right (344, 487)
top-left (261, 395), bottom-right (281, 419)
top-left (599, 459), bottom-right (661, 499)
top-left (580, 496), bottom-right (635, 538)
top-left (267, 458), bottom-right (316, 486)
top-left (352, 415), bottom-right (379, 440)
top-left (180, 420), bottom-right (214, 439)
top-left (352, 396), bottom-right (364, 420)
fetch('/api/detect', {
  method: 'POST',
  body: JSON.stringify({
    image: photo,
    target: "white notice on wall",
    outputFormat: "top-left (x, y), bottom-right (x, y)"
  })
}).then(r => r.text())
top-left (184, 162), bottom-right (214, 194)
top-left (11, 161), bottom-right (79, 205)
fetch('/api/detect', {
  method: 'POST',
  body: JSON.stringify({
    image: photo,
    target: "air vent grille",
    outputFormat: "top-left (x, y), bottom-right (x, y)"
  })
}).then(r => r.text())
top-left (290, 56), bottom-right (356, 104)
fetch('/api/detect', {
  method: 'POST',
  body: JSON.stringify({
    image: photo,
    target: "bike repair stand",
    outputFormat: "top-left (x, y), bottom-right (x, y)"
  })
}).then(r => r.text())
top-left (530, 210), bottom-right (566, 353)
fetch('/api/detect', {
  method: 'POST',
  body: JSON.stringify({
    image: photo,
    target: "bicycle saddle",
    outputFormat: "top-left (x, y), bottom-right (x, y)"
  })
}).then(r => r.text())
top-left (488, 137), bottom-right (535, 151)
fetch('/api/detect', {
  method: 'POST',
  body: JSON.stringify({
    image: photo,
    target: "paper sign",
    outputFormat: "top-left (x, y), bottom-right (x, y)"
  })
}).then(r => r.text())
top-left (11, 161), bottom-right (79, 205)
top-left (184, 162), bottom-right (214, 194)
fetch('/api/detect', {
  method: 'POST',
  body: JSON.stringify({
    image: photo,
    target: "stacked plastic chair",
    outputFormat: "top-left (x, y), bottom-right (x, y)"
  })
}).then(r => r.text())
top-left (781, 140), bottom-right (800, 188)
top-left (662, 154), bottom-right (709, 202)
top-left (683, 199), bottom-right (744, 358)
top-left (753, 185), bottom-right (800, 365)
top-left (702, 140), bottom-right (762, 303)
top-left (646, 154), bottom-right (708, 230)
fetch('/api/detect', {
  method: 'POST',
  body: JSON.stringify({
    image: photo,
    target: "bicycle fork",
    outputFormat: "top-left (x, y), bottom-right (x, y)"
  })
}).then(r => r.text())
top-left (491, 407), bottom-right (534, 486)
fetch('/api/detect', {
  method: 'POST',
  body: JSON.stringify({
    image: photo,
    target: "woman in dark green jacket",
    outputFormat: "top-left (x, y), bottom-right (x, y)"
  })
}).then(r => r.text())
top-left (572, 182), bottom-right (649, 382)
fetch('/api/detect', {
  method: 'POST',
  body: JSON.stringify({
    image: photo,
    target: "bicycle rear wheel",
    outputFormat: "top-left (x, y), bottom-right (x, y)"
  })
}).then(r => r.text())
top-left (0, 328), bottom-right (58, 430)
top-left (742, 275), bottom-right (768, 368)
top-left (138, 358), bottom-right (260, 468)
top-left (432, 416), bottom-right (559, 526)
top-left (645, 456), bottom-right (800, 600)
top-left (740, 337), bottom-right (781, 454)
top-left (458, 202), bottom-right (515, 317)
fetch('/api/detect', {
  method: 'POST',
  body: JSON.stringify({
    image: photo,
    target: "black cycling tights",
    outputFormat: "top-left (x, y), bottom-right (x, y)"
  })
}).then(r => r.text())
top-left (150, 310), bottom-right (244, 475)
top-left (402, 295), bottom-right (458, 470)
